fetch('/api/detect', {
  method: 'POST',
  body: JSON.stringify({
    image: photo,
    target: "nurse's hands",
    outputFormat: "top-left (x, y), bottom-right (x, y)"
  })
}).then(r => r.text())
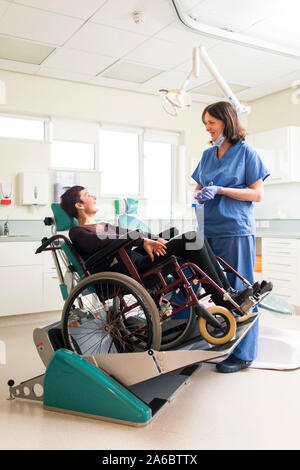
top-left (143, 238), bottom-right (167, 262)
top-left (195, 182), bottom-right (222, 202)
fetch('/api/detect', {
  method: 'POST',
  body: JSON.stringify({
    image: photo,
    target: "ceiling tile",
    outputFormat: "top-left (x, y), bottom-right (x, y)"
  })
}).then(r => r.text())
top-left (188, 0), bottom-right (284, 33)
top-left (243, 7), bottom-right (300, 49)
top-left (65, 22), bottom-right (148, 57)
top-left (236, 69), bottom-right (300, 101)
top-left (100, 61), bottom-right (163, 83)
top-left (208, 42), bottom-right (300, 87)
top-left (0, 4), bottom-right (83, 45)
top-left (37, 66), bottom-right (94, 83)
top-left (0, 36), bottom-right (54, 64)
top-left (0, 57), bottom-right (40, 73)
top-left (89, 75), bottom-right (140, 91)
top-left (154, 20), bottom-right (221, 49)
top-left (0, 0), bottom-right (9, 18)
top-left (124, 37), bottom-right (192, 69)
top-left (41, 47), bottom-right (117, 75)
top-left (13, 0), bottom-right (106, 20)
top-left (91, 0), bottom-right (176, 36)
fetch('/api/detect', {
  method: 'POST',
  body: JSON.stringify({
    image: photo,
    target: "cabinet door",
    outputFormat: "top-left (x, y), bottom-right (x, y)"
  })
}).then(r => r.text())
top-left (0, 265), bottom-right (43, 316)
top-left (253, 128), bottom-right (290, 183)
top-left (43, 271), bottom-right (64, 312)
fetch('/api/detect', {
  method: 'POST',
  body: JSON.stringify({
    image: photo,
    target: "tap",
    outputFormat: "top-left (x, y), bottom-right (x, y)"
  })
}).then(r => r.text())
top-left (3, 217), bottom-right (9, 236)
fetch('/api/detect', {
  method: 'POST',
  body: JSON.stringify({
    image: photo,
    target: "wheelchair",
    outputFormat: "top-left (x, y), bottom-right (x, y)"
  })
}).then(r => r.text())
top-left (37, 204), bottom-right (271, 356)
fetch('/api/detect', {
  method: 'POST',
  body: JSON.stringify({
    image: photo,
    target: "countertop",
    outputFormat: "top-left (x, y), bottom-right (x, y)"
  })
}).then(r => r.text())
top-left (0, 236), bottom-right (41, 242)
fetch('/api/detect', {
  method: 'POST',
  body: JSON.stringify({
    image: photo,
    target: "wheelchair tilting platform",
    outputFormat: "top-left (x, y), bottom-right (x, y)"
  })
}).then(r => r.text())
top-left (8, 315), bottom-right (257, 426)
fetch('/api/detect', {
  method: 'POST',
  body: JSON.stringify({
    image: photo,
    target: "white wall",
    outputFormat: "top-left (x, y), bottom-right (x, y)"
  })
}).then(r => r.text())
top-left (0, 69), bottom-right (217, 220)
top-left (248, 87), bottom-right (300, 219)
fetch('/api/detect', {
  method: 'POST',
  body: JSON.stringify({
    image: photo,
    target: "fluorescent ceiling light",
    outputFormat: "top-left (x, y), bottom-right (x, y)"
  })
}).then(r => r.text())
top-left (100, 61), bottom-right (163, 83)
top-left (0, 36), bottom-right (55, 65)
top-left (191, 81), bottom-right (249, 97)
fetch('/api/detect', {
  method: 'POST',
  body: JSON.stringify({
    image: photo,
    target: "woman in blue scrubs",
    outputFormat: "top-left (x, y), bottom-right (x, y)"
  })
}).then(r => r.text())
top-left (192, 101), bottom-right (270, 373)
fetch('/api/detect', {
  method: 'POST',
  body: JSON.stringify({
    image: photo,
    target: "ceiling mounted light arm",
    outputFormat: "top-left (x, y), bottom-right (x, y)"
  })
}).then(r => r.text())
top-left (171, 0), bottom-right (300, 60)
top-left (160, 46), bottom-right (250, 117)
top-left (198, 46), bottom-right (250, 115)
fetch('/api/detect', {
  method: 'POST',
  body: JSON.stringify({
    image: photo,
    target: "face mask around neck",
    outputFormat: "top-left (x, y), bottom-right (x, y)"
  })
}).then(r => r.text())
top-left (212, 134), bottom-right (226, 147)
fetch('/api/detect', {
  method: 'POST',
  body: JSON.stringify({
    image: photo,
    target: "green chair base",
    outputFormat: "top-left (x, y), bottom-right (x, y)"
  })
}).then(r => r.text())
top-left (43, 349), bottom-right (152, 426)
top-left (259, 294), bottom-right (294, 315)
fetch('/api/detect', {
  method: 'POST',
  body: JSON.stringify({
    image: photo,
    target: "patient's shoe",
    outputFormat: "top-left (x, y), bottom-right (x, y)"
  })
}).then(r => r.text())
top-left (216, 354), bottom-right (252, 373)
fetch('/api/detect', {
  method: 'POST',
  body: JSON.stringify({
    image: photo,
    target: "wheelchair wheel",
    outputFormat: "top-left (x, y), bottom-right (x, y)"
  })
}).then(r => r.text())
top-left (236, 308), bottom-right (253, 323)
top-left (159, 306), bottom-right (198, 350)
top-left (61, 272), bottom-right (162, 355)
top-left (198, 306), bottom-right (236, 346)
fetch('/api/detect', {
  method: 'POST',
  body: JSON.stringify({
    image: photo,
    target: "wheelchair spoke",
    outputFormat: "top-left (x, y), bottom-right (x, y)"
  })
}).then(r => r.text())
top-left (62, 275), bottom-right (160, 354)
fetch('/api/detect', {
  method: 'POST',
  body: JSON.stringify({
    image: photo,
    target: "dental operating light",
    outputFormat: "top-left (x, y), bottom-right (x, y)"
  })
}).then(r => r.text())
top-left (159, 46), bottom-right (251, 117)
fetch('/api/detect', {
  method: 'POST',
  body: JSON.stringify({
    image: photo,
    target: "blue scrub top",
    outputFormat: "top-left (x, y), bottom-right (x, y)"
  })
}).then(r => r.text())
top-left (191, 141), bottom-right (270, 238)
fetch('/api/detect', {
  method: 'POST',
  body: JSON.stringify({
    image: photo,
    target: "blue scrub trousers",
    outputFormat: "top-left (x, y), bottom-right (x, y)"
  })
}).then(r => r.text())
top-left (208, 235), bottom-right (258, 362)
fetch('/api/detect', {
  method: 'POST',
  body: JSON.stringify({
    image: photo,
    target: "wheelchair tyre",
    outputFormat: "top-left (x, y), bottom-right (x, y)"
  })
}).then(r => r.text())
top-left (198, 306), bottom-right (236, 346)
top-left (236, 309), bottom-right (253, 323)
top-left (61, 272), bottom-right (162, 355)
top-left (159, 306), bottom-right (198, 350)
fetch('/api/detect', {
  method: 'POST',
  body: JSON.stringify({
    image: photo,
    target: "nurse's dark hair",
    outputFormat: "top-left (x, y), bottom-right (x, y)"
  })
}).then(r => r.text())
top-left (202, 101), bottom-right (246, 144)
top-left (60, 185), bottom-right (85, 219)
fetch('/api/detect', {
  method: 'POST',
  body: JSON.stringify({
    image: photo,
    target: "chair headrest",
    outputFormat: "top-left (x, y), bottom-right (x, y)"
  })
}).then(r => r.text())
top-left (125, 197), bottom-right (138, 215)
top-left (51, 203), bottom-right (78, 232)
top-left (118, 214), bottom-right (151, 233)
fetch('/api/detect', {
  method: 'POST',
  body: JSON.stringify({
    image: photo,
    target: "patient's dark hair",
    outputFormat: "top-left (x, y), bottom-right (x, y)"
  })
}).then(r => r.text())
top-left (202, 101), bottom-right (246, 144)
top-left (60, 185), bottom-right (85, 219)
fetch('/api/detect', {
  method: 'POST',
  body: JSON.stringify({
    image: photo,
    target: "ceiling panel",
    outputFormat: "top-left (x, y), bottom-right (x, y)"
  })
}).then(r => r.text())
top-left (236, 69), bottom-right (300, 101)
top-left (188, 0), bottom-right (285, 33)
top-left (244, 8), bottom-right (300, 49)
top-left (37, 66), bottom-right (94, 83)
top-left (0, 57), bottom-right (40, 74)
top-left (41, 48), bottom-right (117, 75)
top-left (89, 75), bottom-right (140, 91)
top-left (0, 3), bottom-right (83, 46)
top-left (0, 0), bottom-right (297, 103)
top-left (65, 22), bottom-right (148, 57)
top-left (13, 0), bottom-right (107, 20)
top-left (124, 37), bottom-right (192, 69)
top-left (91, 0), bottom-right (176, 36)
top-left (154, 21), bottom-right (221, 49)
top-left (208, 42), bottom-right (300, 87)
top-left (0, 0), bottom-right (9, 18)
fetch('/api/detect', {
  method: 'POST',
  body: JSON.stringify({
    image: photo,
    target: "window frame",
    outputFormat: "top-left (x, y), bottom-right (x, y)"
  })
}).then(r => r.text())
top-left (98, 126), bottom-right (178, 217)
top-left (50, 138), bottom-right (97, 172)
top-left (0, 112), bottom-right (49, 142)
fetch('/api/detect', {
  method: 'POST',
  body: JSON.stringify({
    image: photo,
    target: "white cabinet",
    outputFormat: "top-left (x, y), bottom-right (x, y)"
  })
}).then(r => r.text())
top-left (18, 171), bottom-right (49, 205)
top-left (249, 126), bottom-right (300, 184)
top-left (0, 241), bottom-right (64, 317)
top-left (261, 237), bottom-right (300, 307)
top-left (0, 242), bottom-right (43, 316)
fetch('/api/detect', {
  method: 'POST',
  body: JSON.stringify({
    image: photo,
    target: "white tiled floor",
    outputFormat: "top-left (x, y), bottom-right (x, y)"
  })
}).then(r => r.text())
top-left (1, 309), bottom-right (300, 450)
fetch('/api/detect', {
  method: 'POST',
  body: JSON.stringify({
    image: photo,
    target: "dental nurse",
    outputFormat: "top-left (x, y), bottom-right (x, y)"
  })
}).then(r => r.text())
top-left (192, 101), bottom-right (270, 373)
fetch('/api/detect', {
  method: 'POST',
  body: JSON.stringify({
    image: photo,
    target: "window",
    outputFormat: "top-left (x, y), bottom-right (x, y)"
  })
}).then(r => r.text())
top-left (99, 129), bottom-right (139, 196)
top-left (51, 140), bottom-right (95, 170)
top-left (144, 141), bottom-right (172, 218)
top-left (0, 114), bottom-right (45, 140)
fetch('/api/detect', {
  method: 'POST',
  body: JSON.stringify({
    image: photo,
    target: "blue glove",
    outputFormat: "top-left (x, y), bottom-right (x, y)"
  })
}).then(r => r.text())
top-left (201, 181), bottom-right (222, 199)
top-left (194, 188), bottom-right (214, 202)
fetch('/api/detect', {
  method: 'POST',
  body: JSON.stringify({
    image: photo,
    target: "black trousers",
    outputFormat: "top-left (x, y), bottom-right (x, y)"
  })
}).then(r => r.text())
top-left (133, 231), bottom-right (231, 302)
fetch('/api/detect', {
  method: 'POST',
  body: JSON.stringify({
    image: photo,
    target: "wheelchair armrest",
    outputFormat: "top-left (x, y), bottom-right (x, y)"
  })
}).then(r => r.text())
top-left (35, 234), bottom-right (69, 254)
top-left (85, 231), bottom-right (143, 271)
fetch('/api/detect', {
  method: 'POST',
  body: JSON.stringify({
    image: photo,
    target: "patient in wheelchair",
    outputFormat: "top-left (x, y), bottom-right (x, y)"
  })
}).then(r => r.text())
top-left (60, 185), bottom-right (268, 310)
